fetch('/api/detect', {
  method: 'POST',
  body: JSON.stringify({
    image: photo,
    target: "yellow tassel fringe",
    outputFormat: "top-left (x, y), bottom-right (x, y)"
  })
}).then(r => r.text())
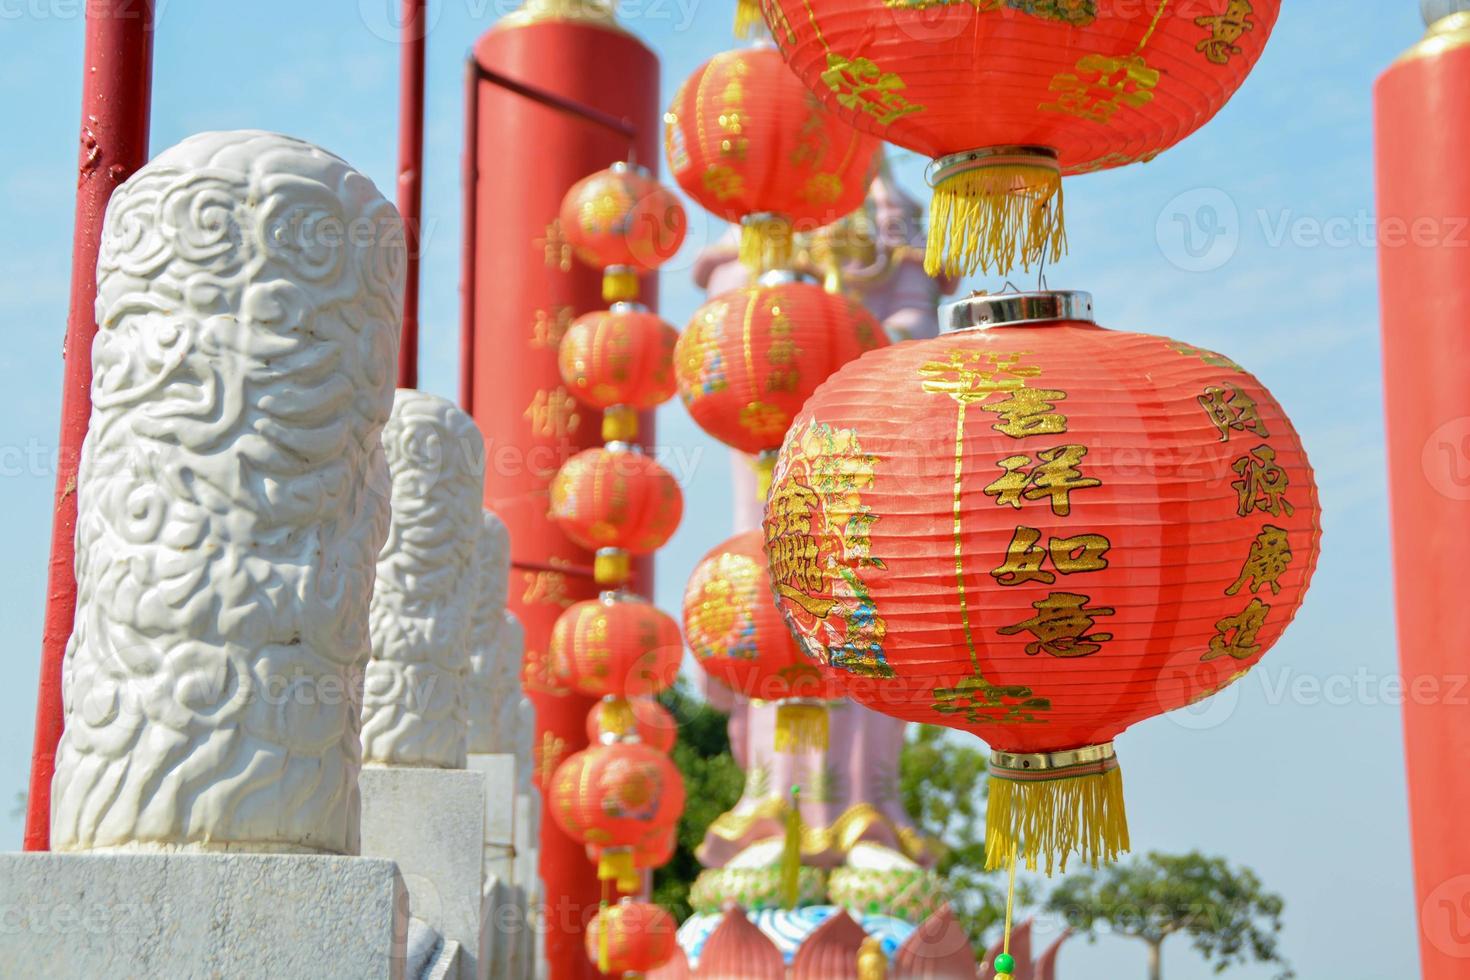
top-left (752, 451), bottom-right (777, 503)
top-left (734, 0), bottom-right (763, 37)
top-left (774, 702), bottom-right (829, 753)
top-left (739, 214), bottom-right (794, 274)
top-left (594, 548), bottom-right (631, 587)
top-left (780, 787), bottom-right (803, 909)
top-left (925, 159), bottom-right (1067, 278)
top-left (597, 696), bottom-right (636, 740)
top-left (984, 764), bottom-right (1128, 876)
top-left (598, 848), bottom-right (636, 886)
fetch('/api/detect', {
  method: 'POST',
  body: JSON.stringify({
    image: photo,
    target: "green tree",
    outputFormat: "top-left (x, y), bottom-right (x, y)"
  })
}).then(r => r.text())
top-left (898, 724), bottom-right (1019, 953)
top-left (651, 681), bottom-right (745, 921)
top-left (1046, 851), bottom-right (1293, 980)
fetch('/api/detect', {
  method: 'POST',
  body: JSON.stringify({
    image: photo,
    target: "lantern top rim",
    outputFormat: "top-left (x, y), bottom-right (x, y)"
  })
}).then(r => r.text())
top-left (608, 160), bottom-right (653, 179)
top-left (940, 290), bottom-right (1095, 332)
top-left (755, 268), bottom-right (820, 288)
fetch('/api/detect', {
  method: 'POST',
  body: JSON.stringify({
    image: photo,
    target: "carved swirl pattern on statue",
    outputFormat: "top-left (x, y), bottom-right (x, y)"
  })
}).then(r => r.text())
top-left (362, 390), bottom-right (486, 769)
top-left (51, 130), bottom-right (405, 854)
top-left (467, 509), bottom-right (523, 754)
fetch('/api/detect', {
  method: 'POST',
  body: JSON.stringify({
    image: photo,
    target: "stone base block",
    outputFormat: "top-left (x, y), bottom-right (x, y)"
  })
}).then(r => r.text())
top-left (0, 852), bottom-right (407, 978)
top-left (360, 767), bottom-right (486, 980)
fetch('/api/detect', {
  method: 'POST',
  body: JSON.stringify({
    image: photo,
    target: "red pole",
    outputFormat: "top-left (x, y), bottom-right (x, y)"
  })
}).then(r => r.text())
top-left (396, 0), bottom-right (426, 390)
top-left (460, 56), bottom-right (479, 414)
top-left (25, 0), bottom-right (155, 852)
top-left (1375, 12), bottom-right (1470, 977)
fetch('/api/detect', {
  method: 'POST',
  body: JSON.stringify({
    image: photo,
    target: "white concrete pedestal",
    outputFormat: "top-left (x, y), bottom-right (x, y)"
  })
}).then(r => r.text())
top-left (468, 753), bottom-right (520, 977)
top-left (360, 767), bottom-right (487, 980)
top-left (0, 852), bottom-right (408, 977)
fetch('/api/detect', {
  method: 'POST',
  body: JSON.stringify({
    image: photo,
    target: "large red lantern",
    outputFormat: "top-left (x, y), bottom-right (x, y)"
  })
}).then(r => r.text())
top-left (761, 0), bottom-right (1281, 276)
top-left (551, 592), bottom-right (683, 699)
top-left (675, 273), bottom-right (887, 477)
top-left (764, 291), bottom-right (1320, 873)
top-left (585, 899), bottom-right (679, 975)
top-left (559, 161), bottom-right (687, 301)
top-left (549, 740), bottom-right (686, 887)
top-left (549, 446), bottom-right (684, 585)
top-left (684, 529), bottom-right (845, 750)
top-left (665, 47), bottom-right (881, 271)
top-left (559, 305), bottom-right (679, 442)
top-left (587, 696), bottom-right (679, 753)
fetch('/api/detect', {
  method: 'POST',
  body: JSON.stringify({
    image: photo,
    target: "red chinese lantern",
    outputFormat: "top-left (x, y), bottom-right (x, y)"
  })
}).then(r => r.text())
top-left (665, 47), bottom-right (881, 271)
top-left (587, 696), bottom-right (679, 754)
top-left (684, 528), bottom-right (845, 750)
top-left (764, 291), bottom-right (1320, 874)
top-left (551, 593), bottom-right (683, 699)
top-left (549, 446), bottom-right (684, 586)
top-left (585, 899), bottom-right (679, 975)
top-left (675, 273), bottom-right (887, 488)
top-left (761, 0), bottom-right (1281, 275)
top-left (549, 740), bottom-right (686, 888)
top-left (559, 305), bottom-right (679, 442)
top-left (559, 161), bottom-right (687, 301)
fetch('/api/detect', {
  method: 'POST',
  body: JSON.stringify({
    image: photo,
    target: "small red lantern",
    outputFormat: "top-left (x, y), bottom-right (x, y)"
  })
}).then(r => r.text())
top-left (587, 696), bottom-right (679, 754)
top-left (683, 529), bottom-right (844, 751)
top-left (675, 274), bottom-right (887, 480)
top-left (585, 899), bottom-right (679, 975)
top-left (551, 593), bottom-right (683, 699)
top-left (762, 0), bottom-right (1280, 276)
top-left (549, 741), bottom-right (686, 888)
top-left (559, 161), bottom-right (687, 301)
top-left (559, 305), bottom-right (679, 443)
top-left (665, 47), bottom-right (881, 271)
top-left (549, 446), bottom-right (684, 586)
top-left (764, 291), bottom-right (1320, 874)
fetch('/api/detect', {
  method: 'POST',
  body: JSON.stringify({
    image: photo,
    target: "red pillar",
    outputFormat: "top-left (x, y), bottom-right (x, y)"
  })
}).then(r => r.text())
top-left (467, 13), bottom-right (660, 978)
top-left (25, 0), bottom-right (155, 852)
top-left (396, 0), bottom-right (426, 389)
top-left (1374, 14), bottom-right (1470, 977)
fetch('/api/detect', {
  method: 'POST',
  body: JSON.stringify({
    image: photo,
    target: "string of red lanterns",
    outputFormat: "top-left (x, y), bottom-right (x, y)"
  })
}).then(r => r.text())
top-left (546, 161), bottom-right (692, 976)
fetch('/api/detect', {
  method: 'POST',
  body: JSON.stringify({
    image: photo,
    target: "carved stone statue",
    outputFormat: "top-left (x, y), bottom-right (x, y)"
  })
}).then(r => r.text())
top-left (361, 390), bottom-right (485, 769)
top-left (50, 130), bottom-right (404, 854)
top-left (467, 509), bottom-right (521, 755)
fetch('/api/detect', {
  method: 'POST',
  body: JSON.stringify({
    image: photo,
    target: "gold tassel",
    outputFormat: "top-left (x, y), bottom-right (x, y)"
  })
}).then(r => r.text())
top-left (597, 891), bottom-right (612, 974)
top-left (752, 451), bottom-right (777, 504)
top-left (739, 213), bottom-right (794, 274)
top-left (598, 848), bottom-right (637, 887)
top-left (984, 744), bottom-right (1129, 876)
top-left (733, 0), bottom-right (763, 38)
top-left (597, 696), bottom-right (636, 740)
top-left (780, 786), bottom-right (802, 909)
top-left (924, 148), bottom-right (1067, 278)
top-left (602, 405), bottom-right (638, 444)
top-left (594, 548), bottom-right (631, 587)
top-left (774, 701), bottom-right (829, 753)
top-left (603, 267), bottom-right (639, 303)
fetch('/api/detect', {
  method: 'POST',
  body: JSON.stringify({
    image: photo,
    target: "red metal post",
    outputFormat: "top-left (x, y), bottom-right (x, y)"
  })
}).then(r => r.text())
top-left (25, 0), bottom-right (155, 851)
top-left (469, 16), bottom-right (659, 977)
top-left (460, 56), bottom-right (480, 414)
top-left (1375, 14), bottom-right (1470, 977)
top-left (396, 0), bottom-right (427, 389)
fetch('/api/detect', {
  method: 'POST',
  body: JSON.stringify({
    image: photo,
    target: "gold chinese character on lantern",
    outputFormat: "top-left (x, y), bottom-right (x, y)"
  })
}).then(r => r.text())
top-left (1040, 53), bottom-right (1160, 123)
top-left (1226, 524), bottom-right (1292, 596)
top-left (932, 673), bottom-right (1051, 725)
top-left (702, 164), bottom-right (747, 201)
top-left (524, 387), bottom-right (582, 439)
top-left (984, 444), bottom-right (1100, 516)
top-left (819, 53), bottom-right (926, 127)
top-left (991, 526), bottom-right (1111, 586)
top-left (1231, 445), bottom-right (1294, 518)
top-left (1199, 383), bottom-right (1270, 442)
top-left (998, 592), bottom-right (1116, 658)
top-left (1204, 597), bottom-right (1270, 661)
top-left (1195, 0), bottom-right (1256, 66)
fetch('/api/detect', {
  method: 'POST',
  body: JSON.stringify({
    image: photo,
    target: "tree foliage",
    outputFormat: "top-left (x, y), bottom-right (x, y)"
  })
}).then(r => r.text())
top-left (1046, 851), bottom-right (1293, 980)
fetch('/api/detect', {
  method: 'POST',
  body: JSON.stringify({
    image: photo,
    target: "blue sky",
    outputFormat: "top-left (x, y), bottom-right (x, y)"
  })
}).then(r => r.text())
top-left (0, 1), bottom-right (1428, 976)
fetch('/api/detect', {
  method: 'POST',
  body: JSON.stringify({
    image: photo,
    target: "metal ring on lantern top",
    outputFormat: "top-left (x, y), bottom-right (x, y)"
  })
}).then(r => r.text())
top-left (925, 145), bottom-right (1061, 188)
top-left (989, 743), bottom-right (1119, 782)
top-left (940, 290), bottom-right (1095, 333)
